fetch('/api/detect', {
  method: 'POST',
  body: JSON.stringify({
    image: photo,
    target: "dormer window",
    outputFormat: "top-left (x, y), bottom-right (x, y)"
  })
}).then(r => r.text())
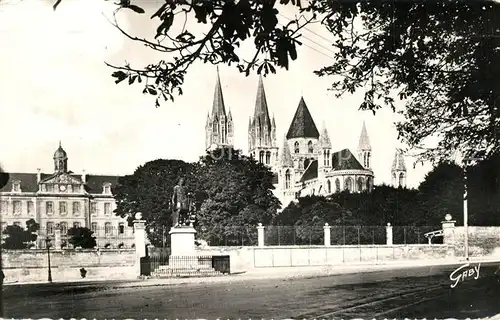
top-left (103, 183), bottom-right (111, 194)
top-left (12, 181), bottom-right (21, 192)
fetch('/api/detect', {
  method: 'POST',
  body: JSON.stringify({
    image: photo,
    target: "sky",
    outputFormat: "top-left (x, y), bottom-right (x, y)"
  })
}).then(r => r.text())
top-left (0, 0), bottom-right (434, 188)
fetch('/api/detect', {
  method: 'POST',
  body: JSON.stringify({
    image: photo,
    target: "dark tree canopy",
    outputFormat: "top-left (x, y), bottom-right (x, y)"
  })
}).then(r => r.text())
top-left (54, 0), bottom-right (500, 162)
top-left (68, 227), bottom-right (97, 249)
top-left (2, 219), bottom-right (39, 250)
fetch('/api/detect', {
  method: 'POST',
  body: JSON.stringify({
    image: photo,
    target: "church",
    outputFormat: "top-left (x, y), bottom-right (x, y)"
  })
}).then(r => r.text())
top-left (0, 143), bottom-right (133, 249)
top-left (205, 70), bottom-right (407, 208)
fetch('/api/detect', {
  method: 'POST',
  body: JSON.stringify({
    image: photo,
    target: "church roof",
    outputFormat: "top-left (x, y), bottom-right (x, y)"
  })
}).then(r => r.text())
top-left (286, 97), bottom-right (320, 139)
top-left (319, 122), bottom-right (332, 148)
top-left (392, 149), bottom-right (407, 171)
top-left (253, 75), bottom-right (272, 129)
top-left (357, 121), bottom-right (371, 151)
top-left (0, 172), bottom-right (120, 194)
top-left (211, 68), bottom-right (227, 118)
top-left (279, 138), bottom-right (294, 167)
top-left (332, 149), bottom-right (365, 170)
top-left (300, 160), bottom-right (318, 182)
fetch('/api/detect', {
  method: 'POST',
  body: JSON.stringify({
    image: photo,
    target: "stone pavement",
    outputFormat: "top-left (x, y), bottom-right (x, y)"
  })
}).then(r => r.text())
top-left (4, 256), bottom-right (499, 287)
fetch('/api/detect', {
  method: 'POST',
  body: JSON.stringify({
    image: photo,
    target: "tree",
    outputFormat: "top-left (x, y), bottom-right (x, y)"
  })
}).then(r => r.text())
top-left (113, 159), bottom-right (195, 246)
top-left (194, 147), bottom-right (280, 245)
top-left (67, 227), bottom-right (97, 249)
top-left (53, 0), bottom-right (500, 161)
top-left (2, 220), bottom-right (39, 250)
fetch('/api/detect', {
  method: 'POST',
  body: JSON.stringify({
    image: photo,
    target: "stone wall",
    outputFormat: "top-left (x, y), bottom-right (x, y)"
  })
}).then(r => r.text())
top-left (449, 226), bottom-right (500, 257)
top-left (197, 244), bottom-right (452, 270)
top-left (3, 249), bottom-right (137, 283)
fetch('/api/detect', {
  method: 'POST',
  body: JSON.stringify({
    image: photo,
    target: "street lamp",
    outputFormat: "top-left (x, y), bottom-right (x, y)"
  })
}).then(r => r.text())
top-left (45, 236), bottom-right (53, 283)
top-left (463, 156), bottom-right (481, 261)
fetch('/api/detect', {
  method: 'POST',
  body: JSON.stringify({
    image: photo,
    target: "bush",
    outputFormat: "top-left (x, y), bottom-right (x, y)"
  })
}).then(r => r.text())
top-left (68, 227), bottom-right (97, 249)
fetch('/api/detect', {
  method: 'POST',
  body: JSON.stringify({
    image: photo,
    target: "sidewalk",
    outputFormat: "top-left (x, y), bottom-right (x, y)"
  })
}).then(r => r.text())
top-left (4, 257), bottom-right (499, 287)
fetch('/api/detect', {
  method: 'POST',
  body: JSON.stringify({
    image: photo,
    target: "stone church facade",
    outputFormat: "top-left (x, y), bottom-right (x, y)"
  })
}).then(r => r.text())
top-left (204, 71), bottom-right (410, 208)
top-left (0, 143), bottom-right (133, 249)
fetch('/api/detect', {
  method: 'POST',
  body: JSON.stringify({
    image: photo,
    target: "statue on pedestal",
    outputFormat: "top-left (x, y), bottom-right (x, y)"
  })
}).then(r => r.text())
top-left (171, 178), bottom-right (196, 227)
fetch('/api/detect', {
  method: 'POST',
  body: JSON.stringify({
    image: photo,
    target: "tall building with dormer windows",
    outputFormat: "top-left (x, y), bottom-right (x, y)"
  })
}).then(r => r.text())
top-left (0, 143), bottom-right (133, 249)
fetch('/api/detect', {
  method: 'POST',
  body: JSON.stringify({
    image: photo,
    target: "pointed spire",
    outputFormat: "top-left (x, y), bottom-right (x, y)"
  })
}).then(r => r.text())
top-left (286, 97), bottom-right (320, 139)
top-left (205, 112), bottom-right (211, 127)
top-left (272, 114), bottom-right (276, 127)
top-left (279, 136), bottom-right (294, 167)
top-left (392, 149), bottom-right (407, 171)
top-left (228, 107), bottom-right (233, 120)
top-left (59, 140), bottom-right (62, 148)
top-left (357, 121), bottom-right (371, 151)
top-left (319, 121), bottom-right (332, 148)
top-left (253, 75), bottom-right (272, 129)
top-left (211, 67), bottom-right (227, 118)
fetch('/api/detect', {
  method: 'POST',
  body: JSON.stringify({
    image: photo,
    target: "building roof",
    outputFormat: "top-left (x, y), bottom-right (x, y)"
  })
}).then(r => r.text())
top-left (211, 67), bottom-right (227, 118)
top-left (392, 149), bottom-right (407, 172)
top-left (279, 137), bottom-right (294, 167)
top-left (286, 97), bottom-right (320, 139)
top-left (332, 149), bottom-right (365, 170)
top-left (357, 121), bottom-right (371, 151)
top-left (253, 75), bottom-right (272, 129)
top-left (300, 160), bottom-right (318, 182)
top-left (0, 172), bottom-right (120, 194)
top-left (53, 141), bottom-right (68, 159)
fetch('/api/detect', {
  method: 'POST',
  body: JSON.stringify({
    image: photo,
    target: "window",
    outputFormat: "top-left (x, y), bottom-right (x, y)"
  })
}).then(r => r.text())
top-left (46, 201), bottom-right (54, 215)
top-left (294, 141), bottom-right (299, 154)
top-left (91, 222), bottom-right (98, 234)
top-left (27, 201), bottom-right (34, 215)
top-left (335, 179), bottom-right (340, 192)
top-left (358, 177), bottom-right (364, 192)
top-left (366, 177), bottom-right (372, 191)
top-left (47, 222), bottom-right (54, 235)
top-left (327, 180), bottom-right (331, 193)
top-left (259, 151), bottom-right (264, 163)
top-left (344, 177), bottom-right (353, 192)
top-left (90, 202), bottom-right (97, 215)
top-left (73, 202), bottom-right (80, 215)
top-left (0, 200), bottom-right (7, 214)
top-left (399, 173), bottom-right (405, 187)
top-left (59, 201), bottom-right (67, 215)
top-left (105, 222), bottom-right (112, 236)
top-left (308, 140), bottom-right (313, 153)
top-left (73, 222), bottom-right (81, 229)
top-left (12, 182), bottom-right (20, 192)
top-left (119, 223), bottom-right (125, 234)
top-left (265, 151), bottom-right (271, 164)
top-left (285, 169), bottom-right (291, 189)
top-left (60, 222), bottom-right (68, 235)
top-left (103, 184), bottom-right (111, 194)
top-left (12, 201), bottom-right (21, 215)
top-left (104, 203), bottom-right (111, 215)
top-left (326, 150), bottom-right (330, 166)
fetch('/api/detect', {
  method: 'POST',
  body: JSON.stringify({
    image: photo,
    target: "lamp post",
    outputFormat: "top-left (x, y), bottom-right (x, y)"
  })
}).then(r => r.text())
top-left (463, 156), bottom-right (481, 261)
top-left (45, 236), bottom-right (52, 283)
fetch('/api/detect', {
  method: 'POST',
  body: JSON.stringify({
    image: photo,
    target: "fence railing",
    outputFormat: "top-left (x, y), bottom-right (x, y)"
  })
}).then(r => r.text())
top-left (35, 226), bottom-right (135, 249)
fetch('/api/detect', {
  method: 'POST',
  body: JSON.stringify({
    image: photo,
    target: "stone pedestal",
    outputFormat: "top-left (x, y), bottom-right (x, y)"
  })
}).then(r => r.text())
top-left (169, 226), bottom-right (197, 256)
top-left (54, 227), bottom-right (62, 250)
top-left (133, 217), bottom-right (147, 276)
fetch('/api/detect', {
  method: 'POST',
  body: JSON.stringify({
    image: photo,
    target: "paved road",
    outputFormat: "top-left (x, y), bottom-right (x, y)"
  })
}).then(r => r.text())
top-left (3, 263), bottom-right (500, 319)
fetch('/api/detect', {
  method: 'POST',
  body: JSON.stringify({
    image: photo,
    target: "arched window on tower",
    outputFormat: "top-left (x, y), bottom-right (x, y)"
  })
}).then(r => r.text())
top-left (285, 169), bottom-right (291, 189)
top-left (335, 178), bottom-right (340, 192)
top-left (265, 151), bottom-right (271, 164)
top-left (366, 177), bottom-right (372, 191)
top-left (357, 177), bottom-right (365, 192)
top-left (399, 172), bottom-right (405, 187)
top-left (344, 177), bottom-right (353, 192)
top-left (259, 151), bottom-right (264, 164)
top-left (366, 153), bottom-right (371, 168)
top-left (308, 141), bottom-right (313, 153)
top-left (326, 150), bottom-right (330, 166)
top-left (294, 141), bottom-right (299, 154)
top-left (304, 158), bottom-right (310, 169)
top-left (327, 180), bottom-right (331, 193)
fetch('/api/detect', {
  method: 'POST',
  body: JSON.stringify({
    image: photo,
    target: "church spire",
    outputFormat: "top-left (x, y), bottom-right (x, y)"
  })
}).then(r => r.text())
top-left (286, 97), bottom-right (320, 139)
top-left (319, 121), bottom-right (332, 148)
top-left (211, 67), bottom-right (227, 118)
top-left (254, 75), bottom-right (272, 129)
top-left (392, 148), bottom-right (407, 188)
top-left (357, 121), bottom-right (371, 151)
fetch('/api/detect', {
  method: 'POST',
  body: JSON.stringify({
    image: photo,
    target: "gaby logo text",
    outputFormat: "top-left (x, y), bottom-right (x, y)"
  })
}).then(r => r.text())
top-left (449, 263), bottom-right (480, 288)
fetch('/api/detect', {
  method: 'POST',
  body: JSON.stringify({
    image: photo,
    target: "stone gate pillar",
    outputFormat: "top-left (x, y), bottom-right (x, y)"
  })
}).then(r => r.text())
top-left (133, 212), bottom-right (147, 276)
top-left (54, 224), bottom-right (62, 250)
top-left (257, 223), bottom-right (265, 247)
top-left (324, 223), bottom-right (331, 246)
top-left (386, 223), bottom-right (393, 245)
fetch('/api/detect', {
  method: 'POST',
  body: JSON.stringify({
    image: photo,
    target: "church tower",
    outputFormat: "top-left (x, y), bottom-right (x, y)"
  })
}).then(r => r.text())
top-left (53, 141), bottom-right (68, 174)
top-left (248, 76), bottom-right (278, 170)
top-left (278, 135), bottom-right (294, 191)
top-left (205, 68), bottom-right (234, 150)
top-left (357, 121), bottom-right (372, 169)
top-left (392, 149), bottom-right (407, 188)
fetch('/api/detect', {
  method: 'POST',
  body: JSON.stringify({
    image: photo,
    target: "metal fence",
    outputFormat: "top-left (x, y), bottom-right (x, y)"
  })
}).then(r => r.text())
top-left (201, 226), bottom-right (258, 246)
top-left (35, 226), bottom-right (135, 249)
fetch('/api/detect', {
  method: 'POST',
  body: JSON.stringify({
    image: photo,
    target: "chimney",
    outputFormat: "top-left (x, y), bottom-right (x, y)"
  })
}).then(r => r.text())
top-left (82, 169), bottom-right (86, 183)
top-left (36, 168), bottom-right (41, 183)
